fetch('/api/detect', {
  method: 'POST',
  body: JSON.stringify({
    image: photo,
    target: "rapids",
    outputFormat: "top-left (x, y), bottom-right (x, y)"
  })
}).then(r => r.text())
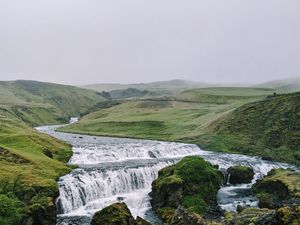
top-left (36, 122), bottom-right (299, 225)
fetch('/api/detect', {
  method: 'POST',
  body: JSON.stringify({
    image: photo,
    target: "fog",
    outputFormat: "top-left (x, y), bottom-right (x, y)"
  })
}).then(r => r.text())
top-left (0, 0), bottom-right (299, 85)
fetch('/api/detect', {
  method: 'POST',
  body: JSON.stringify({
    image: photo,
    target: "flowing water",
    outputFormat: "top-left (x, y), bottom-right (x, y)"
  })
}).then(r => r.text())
top-left (36, 122), bottom-right (299, 225)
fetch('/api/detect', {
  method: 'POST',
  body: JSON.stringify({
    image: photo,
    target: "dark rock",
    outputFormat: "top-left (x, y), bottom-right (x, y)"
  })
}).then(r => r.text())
top-left (252, 169), bottom-right (300, 209)
top-left (170, 206), bottom-right (204, 225)
top-left (148, 151), bottom-right (157, 158)
top-left (43, 149), bottom-right (53, 159)
top-left (135, 216), bottom-right (152, 225)
top-left (236, 205), bottom-right (244, 213)
top-left (150, 156), bottom-right (223, 223)
top-left (91, 202), bottom-right (151, 225)
top-left (227, 166), bottom-right (254, 184)
top-left (225, 208), bottom-right (277, 225)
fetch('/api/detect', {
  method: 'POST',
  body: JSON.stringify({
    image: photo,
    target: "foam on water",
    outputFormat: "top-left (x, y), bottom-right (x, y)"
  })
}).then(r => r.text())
top-left (36, 123), bottom-right (299, 224)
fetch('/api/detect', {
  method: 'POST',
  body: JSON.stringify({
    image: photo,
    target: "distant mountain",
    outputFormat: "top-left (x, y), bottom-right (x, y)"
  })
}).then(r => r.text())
top-left (256, 77), bottom-right (300, 93)
top-left (82, 79), bottom-right (210, 92)
top-left (0, 80), bottom-right (106, 125)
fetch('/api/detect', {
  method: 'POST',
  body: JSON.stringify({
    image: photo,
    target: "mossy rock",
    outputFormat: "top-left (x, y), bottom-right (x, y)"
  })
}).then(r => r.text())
top-left (224, 208), bottom-right (277, 225)
top-left (150, 156), bottom-right (223, 222)
top-left (91, 202), bottom-right (151, 225)
top-left (252, 169), bottom-right (300, 209)
top-left (227, 166), bottom-right (254, 184)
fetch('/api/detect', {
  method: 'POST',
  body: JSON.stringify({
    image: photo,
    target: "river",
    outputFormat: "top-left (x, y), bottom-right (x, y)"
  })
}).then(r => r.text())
top-left (36, 122), bottom-right (299, 225)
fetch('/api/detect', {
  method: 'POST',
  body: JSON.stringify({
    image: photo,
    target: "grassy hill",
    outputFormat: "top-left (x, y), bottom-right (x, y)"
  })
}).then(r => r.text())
top-left (196, 92), bottom-right (300, 165)
top-left (0, 113), bottom-right (73, 224)
top-left (0, 80), bottom-right (107, 224)
top-left (60, 87), bottom-right (274, 144)
top-left (0, 80), bottom-right (107, 126)
top-left (256, 77), bottom-right (300, 93)
top-left (82, 79), bottom-right (210, 93)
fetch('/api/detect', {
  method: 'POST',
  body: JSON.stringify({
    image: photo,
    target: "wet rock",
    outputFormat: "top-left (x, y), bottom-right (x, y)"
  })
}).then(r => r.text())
top-left (225, 208), bottom-right (277, 225)
top-left (150, 156), bottom-right (223, 223)
top-left (148, 151), bottom-right (157, 158)
top-left (252, 169), bottom-right (300, 209)
top-left (91, 202), bottom-right (151, 225)
top-left (170, 206), bottom-right (205, 225)
top-left (227, 166), bottom-right (254, 184)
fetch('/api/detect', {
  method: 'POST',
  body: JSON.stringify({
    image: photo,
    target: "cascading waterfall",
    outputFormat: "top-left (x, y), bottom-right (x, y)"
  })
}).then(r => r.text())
top-left (36, 124), bottom-right (300, 225)
top-left (56, 161), bottom-right (172, 215)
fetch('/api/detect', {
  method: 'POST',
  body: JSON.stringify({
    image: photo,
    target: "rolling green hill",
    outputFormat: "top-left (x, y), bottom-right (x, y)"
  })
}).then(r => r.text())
top-left (0, 80), bottom-right (107, 224)
top-left (0, 80), bottom-right (107, 126)
top-left (256, 77), bottom-right (300, 93)
top-left (197, 92), bottom-right (300, 165)
top-left (82, 79), bottom-right (210, 93)
top-left (60, 87), bottom-right (274, 144)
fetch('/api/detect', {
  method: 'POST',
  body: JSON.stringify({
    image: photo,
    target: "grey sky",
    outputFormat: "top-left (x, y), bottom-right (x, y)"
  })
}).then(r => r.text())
top-left (0, 0), bottom-right (299, 85)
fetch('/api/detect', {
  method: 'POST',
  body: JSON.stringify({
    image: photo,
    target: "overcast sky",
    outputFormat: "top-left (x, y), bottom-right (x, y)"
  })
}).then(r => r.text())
top-left (0, 0), bottom-right (299, 85)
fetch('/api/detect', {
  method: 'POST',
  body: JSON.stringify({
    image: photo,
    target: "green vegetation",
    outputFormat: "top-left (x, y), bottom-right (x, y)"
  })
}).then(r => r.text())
top-left (201, 92), bottom-right (300, 165)
top-left (91, 202), bottom-right (151, 225)
top-left (252, 169), bottom-right (300, 209)
top-left (61, 87), bottom-right (300, 164)
top-left (82, 79), bottom-right (209, 93)
top-left (150, 156), bottom-right (223, 223)
top-left (256, 77), bottom-right (300, 93)
top-left (60, 87), bottom-right (273, 142)
top-left (0, 80), bottom-right (107, 224)
top-left (227, 166), bottom-right (254, 184)
top-left (0, 80), bottom-right (106, 126)
top-left (0, 115), bottom-right (72, 224)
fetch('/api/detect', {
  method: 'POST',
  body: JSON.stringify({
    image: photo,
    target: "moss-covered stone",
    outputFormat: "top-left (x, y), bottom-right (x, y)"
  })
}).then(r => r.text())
top-left (91, 203), bottom-right (151, 225)
top-left (252, 169), bottom-right (300, 209)
top-left (225, 206), bottom-right (300, 225)
top-left (150, 156), bottom-right (223, 223)
top-left (227, 166), bottom-right (254, 184)
top-left (224, 208), bottom-right (277, 225)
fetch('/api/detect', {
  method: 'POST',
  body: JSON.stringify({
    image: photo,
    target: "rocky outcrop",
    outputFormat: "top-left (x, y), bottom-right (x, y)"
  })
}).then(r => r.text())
top-left (150, 156), bottom-right (224, 223)
top-left (252, 169), bottom-right (300, 209)
top-left (225, 206), bottom-right (300, 225)
top-left (170, 206), bottom-right (205, 225)
top-left (91, 202), bottom-right (151, 225)
top-left (227, 166), bottom-right (254, 184)
top-left (225, 208), bottom-right (277, 225)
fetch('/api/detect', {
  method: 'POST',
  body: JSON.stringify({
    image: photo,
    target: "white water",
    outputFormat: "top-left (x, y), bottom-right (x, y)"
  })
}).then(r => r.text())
top-left (36, 124), bottom-right (299, 225)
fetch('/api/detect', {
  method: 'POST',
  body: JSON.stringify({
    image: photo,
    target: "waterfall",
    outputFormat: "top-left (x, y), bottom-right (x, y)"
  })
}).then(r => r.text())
top-left (35, 124), bottom-right (300, 224)
top-left (69, 141), bottom-right (200, 165)
top-left (57, 162), bottom-right (172, 215)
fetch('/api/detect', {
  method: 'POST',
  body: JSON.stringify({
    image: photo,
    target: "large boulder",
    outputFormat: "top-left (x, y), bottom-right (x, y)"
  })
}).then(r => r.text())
top-left (252, 169), bottom-right (300, 209)
top-left (150, 156), bottom-right (224, 223)
top-left (91, 202), bottom-right (151, 225)
top-left (225, 206), bottom-right (300, 225)
top-left (224, 208), bottom-right (277, 225)
top-left (227, 166), bottom-right (254, 184)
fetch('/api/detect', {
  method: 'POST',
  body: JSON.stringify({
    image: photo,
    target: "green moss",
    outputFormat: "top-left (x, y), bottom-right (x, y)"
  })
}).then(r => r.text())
top-left (0, 194), bottom-right (24, 225)
top-left (151, 156), bottom-right (223, 219)
top-left (253, 169), bottom-right (300, 209)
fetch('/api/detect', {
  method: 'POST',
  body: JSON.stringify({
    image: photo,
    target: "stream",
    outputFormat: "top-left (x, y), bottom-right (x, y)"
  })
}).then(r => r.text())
top-left (36, 122), bottom-right (299, 225)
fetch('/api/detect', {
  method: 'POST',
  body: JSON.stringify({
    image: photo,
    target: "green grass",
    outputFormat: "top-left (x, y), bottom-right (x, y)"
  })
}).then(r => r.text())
top-left (61, 88), bottom-right (300, 165)
top-left (61, 87), bottom-right (273, 142)
top-left (0, 80), bottom-right (106, 126)
top-left (200, 92), bottom-right (300, 165)
top-left (0, 80), bottom-right (107, 223)
top-left (0, 115), bottom-right (72, 224)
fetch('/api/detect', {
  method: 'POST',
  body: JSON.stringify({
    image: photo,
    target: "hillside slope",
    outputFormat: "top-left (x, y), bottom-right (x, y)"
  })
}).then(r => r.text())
top-left (198, 92), bottom-right (300, 165)
top-left (256, 77), bottom-right (300, 93)
top-left (82, 79), bottom-right (209, 92)
top-left (0, 80), bottom-right (106, 125)
top-left (60, 87), bottom-right (273, 143)
top-left (0, 114), bottom-right (72, 224)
